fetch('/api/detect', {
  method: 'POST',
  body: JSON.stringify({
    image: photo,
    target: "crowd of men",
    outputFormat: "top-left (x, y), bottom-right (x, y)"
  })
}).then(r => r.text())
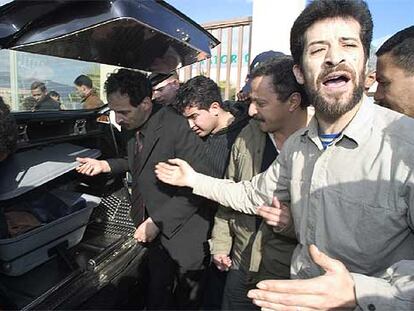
top-left (1, 0), bottom-right (414, 310)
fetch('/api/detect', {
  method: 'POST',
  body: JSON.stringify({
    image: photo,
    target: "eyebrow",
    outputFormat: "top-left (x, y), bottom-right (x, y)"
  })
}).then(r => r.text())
top-left (308, 37), bottom-right (359, 46)
top-left (185, 112), bottom-right (198, 119)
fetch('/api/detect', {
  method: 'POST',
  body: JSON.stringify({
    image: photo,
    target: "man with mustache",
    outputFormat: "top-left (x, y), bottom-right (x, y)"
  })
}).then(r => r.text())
top-left (375, 26), bottom-right (414, 117)
top-left (212, 56), bottom-right (311, 310)
top-left (154, 0), bottom-right (414, 310)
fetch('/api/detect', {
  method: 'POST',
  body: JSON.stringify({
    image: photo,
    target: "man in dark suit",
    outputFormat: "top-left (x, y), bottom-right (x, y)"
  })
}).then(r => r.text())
top-left (76, 69), bottom-right (211, 309)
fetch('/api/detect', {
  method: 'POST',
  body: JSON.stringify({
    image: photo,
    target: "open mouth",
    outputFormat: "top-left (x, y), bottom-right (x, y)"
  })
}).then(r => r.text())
top-left (322, 72), bottom-right (351, 88)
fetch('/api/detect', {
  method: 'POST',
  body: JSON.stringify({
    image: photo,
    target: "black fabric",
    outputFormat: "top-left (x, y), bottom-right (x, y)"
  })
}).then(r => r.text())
top-left (222, 267), bottom-right (259, 311)
top-left (256, 135), bottom-right (279, 229)
top-left (129, 131), bottom-right (146, 225)
top-left (108, 104), bottom-right (211, 309)
top-left (146, 240), bottom-right (208, 310)
top-left (201, 101), bottom-right (249, 310)
top-left (203, 101), bottom-right (250, 178)
top-left (261, 134), bottom-right (278, 172)
top-left (34, 95), bottom-right (60, 111)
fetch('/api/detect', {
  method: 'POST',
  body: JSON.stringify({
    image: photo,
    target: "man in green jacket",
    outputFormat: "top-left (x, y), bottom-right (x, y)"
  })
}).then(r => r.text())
top-left (211, 56), bottom-right (312, 310)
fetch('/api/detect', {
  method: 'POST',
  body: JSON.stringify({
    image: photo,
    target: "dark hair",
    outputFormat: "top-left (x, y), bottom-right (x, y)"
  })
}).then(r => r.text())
top-left (104, 69), bottom-right (152, 107)
top-left (376, 26), bottom-right (414, 75)
top-left (74, 74), bottom-right (93, 88)
top-left (175, 76), bottom-right (223, 113)
top-left (48, 90), bottom-right (60, 98)
top-left (251, 56), bottom-right (309, 108)
top-left (290, 0), bottom-right (373, 65)
top-left (0, 97), bottom-right (18, 157)
top-left (30, 81), bottom-right (47, 92)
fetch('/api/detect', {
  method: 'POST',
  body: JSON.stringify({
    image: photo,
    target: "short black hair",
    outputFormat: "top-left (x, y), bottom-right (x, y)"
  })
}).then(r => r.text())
top-left (175, 76), bottom-right (223, 113)
top-left (30, 81), bottom-right (47, 92)
top-left (376, 25), bottom-right (414, 75)
top-left (290, 0), bottom-right (373, 65)
top-left (0, 97), bottom-right (18, 157)
top-left (250, 56), bottom-right (309, 108)
top-left (48, 90), bottom-right (60, 98)
top-left (74, 74), bottom-right (93, 88)
top-left (104, 69), bottom-right (152, 107)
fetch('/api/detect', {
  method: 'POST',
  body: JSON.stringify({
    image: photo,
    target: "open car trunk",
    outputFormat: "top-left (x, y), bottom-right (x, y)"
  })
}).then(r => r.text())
top-left (0, 0), bottom-right (219, 309)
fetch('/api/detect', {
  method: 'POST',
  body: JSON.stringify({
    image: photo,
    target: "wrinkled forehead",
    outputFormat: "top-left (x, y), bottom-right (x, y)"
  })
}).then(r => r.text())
top-left (304, 17), bottom-right (362, 47)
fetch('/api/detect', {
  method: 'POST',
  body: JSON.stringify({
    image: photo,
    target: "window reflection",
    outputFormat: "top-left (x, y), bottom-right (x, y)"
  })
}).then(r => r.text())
top-left (0, 50), bottom-right (104, 112)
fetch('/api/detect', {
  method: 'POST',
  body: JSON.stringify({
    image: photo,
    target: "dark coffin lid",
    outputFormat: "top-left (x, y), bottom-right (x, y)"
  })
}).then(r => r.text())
top-left (0, 0), bottom-right (220, 73)
top-left (0, 143), bottom-right (101, 201)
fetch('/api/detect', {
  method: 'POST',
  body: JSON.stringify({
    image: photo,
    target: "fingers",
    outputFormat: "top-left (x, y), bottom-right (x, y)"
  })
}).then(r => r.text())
top-left (249, 288), bottom-right (325, 310)
top-left (134, 227), bottom-right (146, 243)
top-left (253, 278), bottom-right (325, 295)
top-left (213, 254), bottom-right (232, 271)
top-left (75, 162), bottom-right (99, 176)
top-left (308, 245), bottom-right (343, 274)
top-left (76, 157), bottom-right (88, 164)
top-left (250, 296), bottom-right (318, 311)
top-left (256, 205), bottom-right (290, 227)
top-left (271, 196), bottom-right (281, 209)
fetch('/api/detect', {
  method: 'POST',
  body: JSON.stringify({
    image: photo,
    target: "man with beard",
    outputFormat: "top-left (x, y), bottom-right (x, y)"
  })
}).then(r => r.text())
top-left (375, 26), bottom-right (414, 117)
top-left (154, 0), bottom-right (414, 310)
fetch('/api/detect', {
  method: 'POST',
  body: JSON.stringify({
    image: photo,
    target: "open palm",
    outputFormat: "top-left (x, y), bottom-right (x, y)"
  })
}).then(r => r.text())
top-left (155, 158), bottom-right (195, 187)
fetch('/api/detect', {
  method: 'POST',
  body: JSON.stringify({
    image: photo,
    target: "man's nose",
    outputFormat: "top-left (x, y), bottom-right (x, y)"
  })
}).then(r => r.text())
top-left (324, 45), bottom-right (346, 67)
top-left (115, 113), bottom-right (124, 125)
top-left (188, 119), bottom-right (195, 128)
top-left (153, 91), bottom-right (160, 100)
top-left (248, 102), bottom-right (258, 117)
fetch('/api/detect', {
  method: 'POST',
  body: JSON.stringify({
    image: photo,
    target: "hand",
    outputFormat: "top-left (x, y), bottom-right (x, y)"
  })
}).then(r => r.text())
top-left (75, 157), bottom-right (111, 176)
top-left (237, 90), bottom-right (250, 102)
top-left (213, 254), bottom-right (232, 271)
top-left (256, 197), bottom-right (292, 230)
top-left (247, 245), bottom-right (356, 311)
top-left (134, 217), bottom-right (160, 243)
top-left (154, 158), bottom-right (196, 187)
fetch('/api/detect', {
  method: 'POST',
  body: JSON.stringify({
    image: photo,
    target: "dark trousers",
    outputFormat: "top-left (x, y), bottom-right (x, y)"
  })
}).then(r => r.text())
top-left (222, 268), bottom-right (259, 311)
top-left (202, 264), bottom-right (227, 309)
top-left (145, 242), bottom-right (208, 310)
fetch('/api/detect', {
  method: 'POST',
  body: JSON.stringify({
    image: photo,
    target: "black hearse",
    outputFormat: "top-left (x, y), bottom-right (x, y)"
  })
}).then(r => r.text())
top-left (0, 1), bottom-right (218, 309)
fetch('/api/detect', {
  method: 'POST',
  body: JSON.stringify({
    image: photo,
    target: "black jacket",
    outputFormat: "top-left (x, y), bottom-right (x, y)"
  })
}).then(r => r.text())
top-left (108, 105), bottom-right (211, 269)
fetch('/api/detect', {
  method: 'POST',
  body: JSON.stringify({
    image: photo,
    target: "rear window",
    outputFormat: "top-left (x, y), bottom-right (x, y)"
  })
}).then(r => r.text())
top-left (0, 50), bottom-right (113, 112)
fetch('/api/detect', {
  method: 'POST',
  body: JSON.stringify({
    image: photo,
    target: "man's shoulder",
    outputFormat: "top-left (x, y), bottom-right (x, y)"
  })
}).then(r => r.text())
top-left (372, 104), bottom-right (414, 147)
top-left (151, 105), bottom-right (184, 124)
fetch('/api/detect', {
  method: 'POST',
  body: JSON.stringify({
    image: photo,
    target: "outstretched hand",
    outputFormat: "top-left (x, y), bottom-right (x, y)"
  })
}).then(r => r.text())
top-left (154, 158), bottom-right (196, 187)
top-left (248, 245), bottom-right (356, 311)
top-left (256, 196), bottom-right (292, 230)
top-left (75, 157), bottom-right (111, 176)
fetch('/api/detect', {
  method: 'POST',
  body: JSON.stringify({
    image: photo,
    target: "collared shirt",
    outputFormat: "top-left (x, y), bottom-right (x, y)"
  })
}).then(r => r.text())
top-left (193, 97), bottom-right (414, 310)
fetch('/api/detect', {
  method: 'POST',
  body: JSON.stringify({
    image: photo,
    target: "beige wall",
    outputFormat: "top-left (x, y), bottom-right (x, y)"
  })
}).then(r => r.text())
top-left (251, 0), bottom-right (306, 57)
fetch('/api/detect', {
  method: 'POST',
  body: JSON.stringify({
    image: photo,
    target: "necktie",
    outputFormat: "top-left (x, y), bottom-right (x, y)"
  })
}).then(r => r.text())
top-left (130, 131), bottom-right (146, 226)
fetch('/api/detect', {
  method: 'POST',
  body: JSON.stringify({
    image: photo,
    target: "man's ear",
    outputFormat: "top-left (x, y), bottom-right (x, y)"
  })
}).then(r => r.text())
top-left (209, 102), bottom-right (221, 116)
top-left (293, 64), bottom-right (305, 85)
top-left (287, 92), bottom-right (302, 112)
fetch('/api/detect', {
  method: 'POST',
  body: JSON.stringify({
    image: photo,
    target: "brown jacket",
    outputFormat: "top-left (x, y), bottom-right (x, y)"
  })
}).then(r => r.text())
top-left (210, 119), bottom-right (297, 280)
top-left (82, 90), bottom-right (104, 109)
